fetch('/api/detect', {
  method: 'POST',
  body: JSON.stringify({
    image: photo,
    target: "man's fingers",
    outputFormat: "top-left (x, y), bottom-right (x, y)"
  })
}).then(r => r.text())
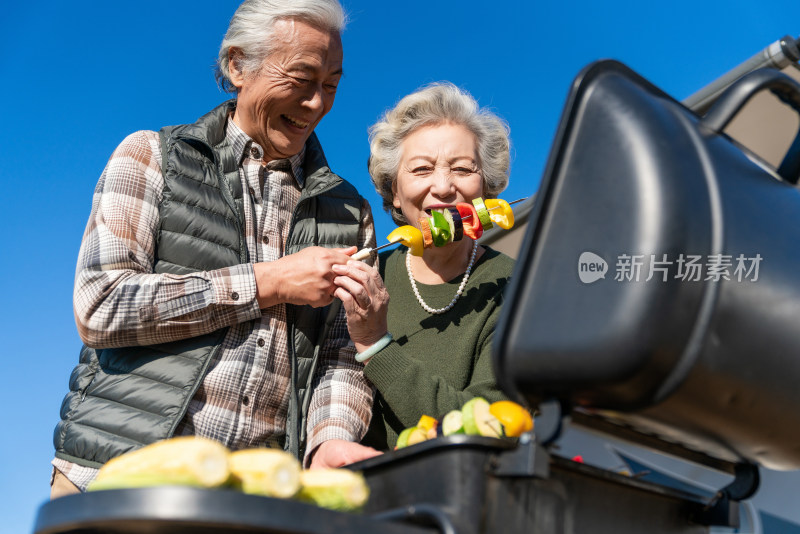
top-left (332, 260), bottom-right (371, 281)
top-left (329, 245), bottom-right (358, 258)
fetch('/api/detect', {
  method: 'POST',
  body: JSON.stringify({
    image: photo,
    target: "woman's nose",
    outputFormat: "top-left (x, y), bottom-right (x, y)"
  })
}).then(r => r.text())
top-left (430, 166), bottom-right (455, 196)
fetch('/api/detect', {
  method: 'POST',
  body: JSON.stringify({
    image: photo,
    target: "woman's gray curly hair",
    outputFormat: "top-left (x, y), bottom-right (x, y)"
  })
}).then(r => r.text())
top-left (368, 82), bottom-right (511, 226)
top-left (216, 0), bottom-right (347, 93)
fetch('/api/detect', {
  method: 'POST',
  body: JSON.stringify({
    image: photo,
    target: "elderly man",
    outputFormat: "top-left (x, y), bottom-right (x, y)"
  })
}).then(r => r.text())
top-left (50, 0), bottom-right (379, 498)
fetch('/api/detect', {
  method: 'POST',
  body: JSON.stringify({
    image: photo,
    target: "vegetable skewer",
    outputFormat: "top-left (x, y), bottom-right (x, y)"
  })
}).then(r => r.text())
top-left (352, 198), bottom-right (527, 261)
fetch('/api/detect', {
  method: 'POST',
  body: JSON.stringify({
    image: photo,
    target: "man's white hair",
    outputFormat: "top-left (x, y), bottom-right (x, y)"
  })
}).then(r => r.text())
top-left (216, 0), bottom-right (346, 93)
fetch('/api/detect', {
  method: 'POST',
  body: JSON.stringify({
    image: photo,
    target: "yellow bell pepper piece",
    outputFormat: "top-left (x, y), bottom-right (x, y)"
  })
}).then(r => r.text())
top-left (416, 414), bottom-right (438, 433)
top-left (387, 225), bottom-right (424, 256)
top-left (485, 198), bottom-right (514, 230)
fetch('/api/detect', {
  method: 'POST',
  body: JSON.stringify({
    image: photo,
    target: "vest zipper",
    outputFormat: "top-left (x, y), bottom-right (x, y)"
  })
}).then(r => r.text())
top-left (165, 330), bottom-right (228, 439)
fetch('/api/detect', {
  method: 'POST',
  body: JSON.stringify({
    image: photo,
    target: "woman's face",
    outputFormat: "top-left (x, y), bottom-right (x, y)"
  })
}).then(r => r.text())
top-left (392, 122), bottom-right (484, 227)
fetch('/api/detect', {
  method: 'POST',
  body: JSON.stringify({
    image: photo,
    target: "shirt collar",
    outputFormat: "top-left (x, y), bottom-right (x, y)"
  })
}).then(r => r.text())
top-left (225, 115), bottom-right (305, 187)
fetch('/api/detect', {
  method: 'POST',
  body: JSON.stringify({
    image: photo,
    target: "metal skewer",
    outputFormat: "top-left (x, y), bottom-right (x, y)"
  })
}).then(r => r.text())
top-left (352, 198), bottom-right (527, 261)
top-left (459, 197), bottom-right (528, 222)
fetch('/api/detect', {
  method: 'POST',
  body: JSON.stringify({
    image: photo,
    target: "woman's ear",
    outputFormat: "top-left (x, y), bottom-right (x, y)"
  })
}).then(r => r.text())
top-left (391, 180), bottom-right (401, 210)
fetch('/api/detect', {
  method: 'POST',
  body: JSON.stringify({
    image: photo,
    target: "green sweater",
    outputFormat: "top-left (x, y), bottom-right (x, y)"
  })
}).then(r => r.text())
top-left (361, 245), bottom-right (515, 450)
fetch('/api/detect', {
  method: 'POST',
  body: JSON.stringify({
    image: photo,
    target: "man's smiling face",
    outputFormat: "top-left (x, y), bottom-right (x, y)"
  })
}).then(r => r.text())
top-left (229, 18), bottom-right (343, 162)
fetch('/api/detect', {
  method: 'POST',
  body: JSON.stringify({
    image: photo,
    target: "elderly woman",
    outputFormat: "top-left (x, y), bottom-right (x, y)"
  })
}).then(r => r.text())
top-left (332, 83), bottom-right (515, 450)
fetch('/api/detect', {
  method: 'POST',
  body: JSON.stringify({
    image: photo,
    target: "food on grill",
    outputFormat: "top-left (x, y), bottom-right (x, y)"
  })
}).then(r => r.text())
top-left (86, 437), bottom-right (370, 511)
top-left (416, 414), bottom-right (440, 439)
top-left (489, 400), bottom-right (534, 437)
top-left (229, 448), bottom-right (302, 498)
top-left (462, 397), bottom-right (503, 438)
top-left (394, 399), bottom-right (533, 449)
top-left (441, 409), bottom-right (465, 436)
top-left (396, 426), bottom-right (428, 448)
top-left (298, 468), bottom-right (370, 511)
top-left (87, 436), bottom-right (231, 491)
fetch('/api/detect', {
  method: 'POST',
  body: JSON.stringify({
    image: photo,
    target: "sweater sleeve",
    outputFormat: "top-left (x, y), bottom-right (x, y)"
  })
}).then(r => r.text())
top-left (363, 325), bottom-right (507, 427)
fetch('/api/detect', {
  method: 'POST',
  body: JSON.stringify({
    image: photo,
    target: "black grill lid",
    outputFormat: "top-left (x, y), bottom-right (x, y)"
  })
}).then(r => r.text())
top-left (494, 60), bottom-right (800, 469)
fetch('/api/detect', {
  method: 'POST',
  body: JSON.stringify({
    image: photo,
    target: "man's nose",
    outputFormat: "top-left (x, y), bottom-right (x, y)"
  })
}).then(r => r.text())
top-left (302, 84), bottom-right (325, 114)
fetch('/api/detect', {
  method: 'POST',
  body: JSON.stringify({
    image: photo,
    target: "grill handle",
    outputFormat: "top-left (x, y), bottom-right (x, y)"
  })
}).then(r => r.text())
top-left (700, 68), bottom-right (800, 184)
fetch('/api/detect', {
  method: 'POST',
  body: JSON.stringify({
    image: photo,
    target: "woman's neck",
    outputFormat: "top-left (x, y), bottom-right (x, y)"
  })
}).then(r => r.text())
top-left (408, 240), bottom-right (483, 284)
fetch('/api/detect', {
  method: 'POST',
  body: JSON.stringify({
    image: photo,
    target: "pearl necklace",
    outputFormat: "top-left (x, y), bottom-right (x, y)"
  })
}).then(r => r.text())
top-left (406, 239), bottom-right (478, 314)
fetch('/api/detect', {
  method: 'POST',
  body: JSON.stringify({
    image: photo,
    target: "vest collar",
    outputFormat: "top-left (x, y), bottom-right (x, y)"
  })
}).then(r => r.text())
top-left (176, 99), bottom-right (343, 195)
top-left (302, 132), bottom-right (342, 196)
top-left (182, 99), bottom-right (237, 148)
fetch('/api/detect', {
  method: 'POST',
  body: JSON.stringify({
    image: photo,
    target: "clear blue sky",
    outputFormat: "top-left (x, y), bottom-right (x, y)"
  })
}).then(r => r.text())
top-left (1, 1), bottom-right (797, 532)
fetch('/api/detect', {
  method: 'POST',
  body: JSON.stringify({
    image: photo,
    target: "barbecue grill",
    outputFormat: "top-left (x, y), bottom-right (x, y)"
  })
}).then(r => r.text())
top-left (35, 55), bottom-right (800, 534)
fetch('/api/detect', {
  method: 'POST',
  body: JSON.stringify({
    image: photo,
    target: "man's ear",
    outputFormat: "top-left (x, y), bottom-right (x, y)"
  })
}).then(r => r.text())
top-left (228, 48), bottom-right (246, 89)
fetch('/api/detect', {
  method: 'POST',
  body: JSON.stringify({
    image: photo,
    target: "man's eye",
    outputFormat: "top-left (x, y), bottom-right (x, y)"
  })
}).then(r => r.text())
top-left (293, 77), bottom-right (311, 85)
top-left (324, 83), bottom-right (339, 92)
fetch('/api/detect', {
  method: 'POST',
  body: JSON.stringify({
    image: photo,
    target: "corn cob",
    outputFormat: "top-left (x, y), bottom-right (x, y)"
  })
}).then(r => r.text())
top-left (87, 436), bottom-right (230, 491)
top-left (228, 448), bottom-right (302, 498)
top-left (297, 469), bottom-right (370, 511)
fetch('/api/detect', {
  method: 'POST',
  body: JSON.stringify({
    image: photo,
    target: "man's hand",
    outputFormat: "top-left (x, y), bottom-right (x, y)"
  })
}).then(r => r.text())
top-left (253, 246), bottom-right (357, 309)
top-left (308, 439), bottom-right (382, 469)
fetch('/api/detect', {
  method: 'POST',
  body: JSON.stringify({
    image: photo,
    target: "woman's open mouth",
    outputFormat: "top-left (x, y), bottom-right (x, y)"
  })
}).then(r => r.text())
top-left (424, 204), bottom-right (455, 216)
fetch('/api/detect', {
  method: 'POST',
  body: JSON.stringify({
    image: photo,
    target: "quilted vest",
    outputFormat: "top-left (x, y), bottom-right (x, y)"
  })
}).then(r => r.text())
top-left (54, 100), bottom-right (364, 467)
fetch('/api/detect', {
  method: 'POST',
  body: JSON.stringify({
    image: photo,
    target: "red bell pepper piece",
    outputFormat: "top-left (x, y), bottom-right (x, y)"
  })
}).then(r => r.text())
top-left (456, 202), bottom-right (483, 240)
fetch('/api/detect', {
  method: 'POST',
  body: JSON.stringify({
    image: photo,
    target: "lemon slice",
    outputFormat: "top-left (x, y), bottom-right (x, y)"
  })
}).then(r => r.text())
top-left (489, 400), bottom-right (534, 437)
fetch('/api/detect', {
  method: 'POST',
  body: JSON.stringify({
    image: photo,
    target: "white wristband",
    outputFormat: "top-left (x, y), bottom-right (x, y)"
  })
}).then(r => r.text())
top-left (355, 333), bottom-right (393, 363)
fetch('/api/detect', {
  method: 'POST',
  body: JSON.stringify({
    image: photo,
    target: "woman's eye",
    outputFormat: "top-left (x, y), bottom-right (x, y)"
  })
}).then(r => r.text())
top-left (453, 167), bottom-right (475, 175)
top-left (412, 166), bottom-right (433, 174)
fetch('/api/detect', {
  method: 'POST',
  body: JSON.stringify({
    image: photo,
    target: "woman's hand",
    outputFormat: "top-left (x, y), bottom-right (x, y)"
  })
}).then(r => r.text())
top-left (332, 259), bottom-right (390, 353)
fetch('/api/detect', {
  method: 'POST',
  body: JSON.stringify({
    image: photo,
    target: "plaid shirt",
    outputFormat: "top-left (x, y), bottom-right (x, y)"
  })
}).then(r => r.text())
top-left (53, 117), bottom-right (376, 490)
